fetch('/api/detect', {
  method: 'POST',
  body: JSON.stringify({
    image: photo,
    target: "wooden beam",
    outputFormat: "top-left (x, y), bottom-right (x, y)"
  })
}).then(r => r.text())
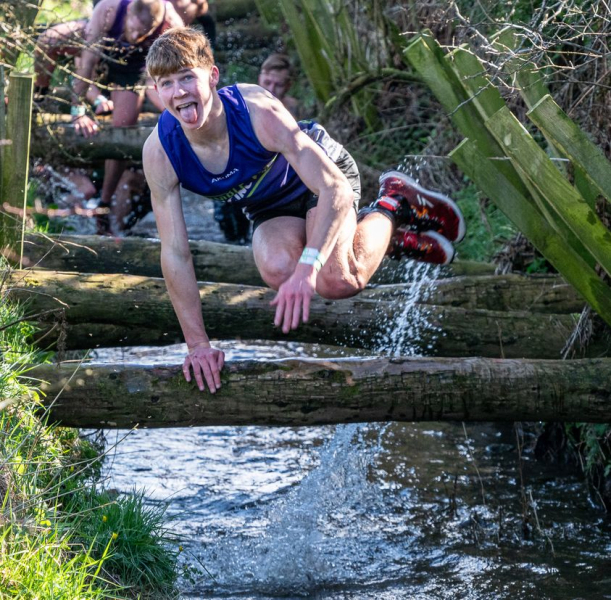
top-left (22, 233), bottom-right (496, 285)
top-left (31, 115), bottom-right (154, 163)
top-left (1, 72), bottom-right (33, 263)
top-left (6, 269), bottom-right (601, 358)
top-left (33, 356), bottom-right (611, 428)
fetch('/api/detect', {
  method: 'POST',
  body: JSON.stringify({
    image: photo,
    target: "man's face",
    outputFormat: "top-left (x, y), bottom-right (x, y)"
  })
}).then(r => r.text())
top-left (155, 66), bottom-right (219, 130)
top-left (258, 69), bottom-right (291, 100)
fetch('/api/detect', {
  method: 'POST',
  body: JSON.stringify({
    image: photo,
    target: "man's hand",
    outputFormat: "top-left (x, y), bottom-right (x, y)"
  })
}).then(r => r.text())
top-left (94, 96), bottom-right (113, 115)
top-left (73, 114), bottom-right (99, 138)
top-left (183, 342), bottom-right (225, 393)
top-left (271, 263), bottom-right (317, 333)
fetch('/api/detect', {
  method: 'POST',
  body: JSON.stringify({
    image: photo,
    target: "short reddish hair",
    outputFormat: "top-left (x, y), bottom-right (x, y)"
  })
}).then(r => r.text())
top-left (146, 26), bottom-right (214, 78)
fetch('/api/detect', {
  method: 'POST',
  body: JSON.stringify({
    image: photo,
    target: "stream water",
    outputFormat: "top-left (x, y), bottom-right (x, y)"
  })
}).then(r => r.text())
top-left (89, 262), bottom-right (610, 599)
top-left (49, 166), bottom-right (610, 598)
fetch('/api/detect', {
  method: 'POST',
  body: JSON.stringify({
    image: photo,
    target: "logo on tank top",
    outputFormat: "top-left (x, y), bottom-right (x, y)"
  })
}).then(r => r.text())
top-left (211, 168), bottom-right (239, 183)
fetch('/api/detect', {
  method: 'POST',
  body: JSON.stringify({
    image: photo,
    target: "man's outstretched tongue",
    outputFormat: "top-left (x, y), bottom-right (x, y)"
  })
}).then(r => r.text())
top-left (179, 103), bottom-right (198, 124)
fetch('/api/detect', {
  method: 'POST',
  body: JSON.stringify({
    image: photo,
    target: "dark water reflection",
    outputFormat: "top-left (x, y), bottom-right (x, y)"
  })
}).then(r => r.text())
top-left (94, 343), bottom-right (611, 600)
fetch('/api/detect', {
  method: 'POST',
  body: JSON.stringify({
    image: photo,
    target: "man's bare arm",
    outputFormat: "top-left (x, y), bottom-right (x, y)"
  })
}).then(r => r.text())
top-left (71, 0), bottom-right (117, 136)
top-left (242, 85), bottom-right (355, 331)
top-left (143, 128), bottom-right (224, 392)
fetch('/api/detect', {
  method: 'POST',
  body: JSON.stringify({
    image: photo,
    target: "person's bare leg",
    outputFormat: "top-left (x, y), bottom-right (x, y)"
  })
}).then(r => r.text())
top-left (252, 210), bottom-right (392, 299)
top-left (35, 20), bottom-right (84, 90)
top-left (98, 89), bottom-right (142, 233)
top-left (252, 216), bottom-right (307, 289)
top-left (305, 208), bottom-right (393, 299)
top-left (112, 168), bottom-right (147, 231)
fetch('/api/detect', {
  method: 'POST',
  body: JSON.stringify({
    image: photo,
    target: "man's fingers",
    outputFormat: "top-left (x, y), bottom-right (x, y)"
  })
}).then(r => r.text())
top-left (302, 294), bottom-right (311, 324)
top-left (273, 295), bottom-right (285, 328)
top-left (200, 359), bottom-right (217, 394)
top-left (282, 296), bottom-right (294, 334)
top-left (291, 298), bottom-right (301, 330)
top-left (217, 351), bottom-right (225, 371)
top-left (182, 357), bottom-right (192, 382)
top-left (191, 361), bottom-right (206, 392)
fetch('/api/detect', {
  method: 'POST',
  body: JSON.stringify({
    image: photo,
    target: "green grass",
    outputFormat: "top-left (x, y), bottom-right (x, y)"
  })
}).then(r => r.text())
top-left (0, 277), bottom-right (180, 598)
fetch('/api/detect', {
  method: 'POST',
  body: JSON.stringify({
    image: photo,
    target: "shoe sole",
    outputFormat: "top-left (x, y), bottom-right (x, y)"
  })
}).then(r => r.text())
top-left (380, 170), bottom-right (466, 243)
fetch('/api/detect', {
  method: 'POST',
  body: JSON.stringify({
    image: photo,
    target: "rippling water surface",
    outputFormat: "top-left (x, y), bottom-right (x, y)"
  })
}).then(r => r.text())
top-left (92, 342), bottom-right (611, 600)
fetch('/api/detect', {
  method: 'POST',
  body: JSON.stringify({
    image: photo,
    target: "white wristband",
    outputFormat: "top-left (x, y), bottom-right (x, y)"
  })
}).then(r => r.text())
top-left (299, 247), bottom-right (326, 272)
top-left (93, 94), bottom-right (108, 108)
top-left (70, 104), bottom-right (87, 119)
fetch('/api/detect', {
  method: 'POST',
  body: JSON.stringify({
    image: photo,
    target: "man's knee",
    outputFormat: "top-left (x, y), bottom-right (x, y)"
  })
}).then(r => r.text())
top-left (257, 248), bottom-right (299, 290)
top-left (316, 271), bottom-right (364, 299)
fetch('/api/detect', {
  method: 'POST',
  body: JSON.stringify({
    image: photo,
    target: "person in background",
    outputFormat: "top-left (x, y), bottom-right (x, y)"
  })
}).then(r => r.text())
top-left (258, 53), bottom-right (300, 119)
top-left (168, 0), bottom-right (216, 47)
top-left (35, 0), bottom-right (183, 234)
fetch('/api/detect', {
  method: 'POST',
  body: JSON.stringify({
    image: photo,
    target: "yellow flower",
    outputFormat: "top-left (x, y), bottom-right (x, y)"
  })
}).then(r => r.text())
top-left (111, 532), bottom-right (118, 540)
top-left (179, 546), bottom-right (184, 553)
top-left (102, 515), bottom-right (107, 522)
top-left (40, 520), bottom-right (51, 527)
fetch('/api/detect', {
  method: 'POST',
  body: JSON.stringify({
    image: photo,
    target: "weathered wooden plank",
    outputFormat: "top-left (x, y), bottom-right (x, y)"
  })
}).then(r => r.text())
top-left (450, 139), bottom-right (611, 326)
top-left (528, 95), bottom-right (611, 204)
top-left (1, 72), bottom-right (33, 262)
top-left (6, 269), bottom-right (602, 358)
top-left (22, 233), bottom-right (495, 285)
top-left (404, 33), bottom-right (529, 197)
top-left (486, 107), bottom-right (611, 279)
top-left (491, 27), bottom-right (599, 208)
top-left (447, 46), bottom-right (592, 263)
top-left (33, 356), bottom-right (611, 428)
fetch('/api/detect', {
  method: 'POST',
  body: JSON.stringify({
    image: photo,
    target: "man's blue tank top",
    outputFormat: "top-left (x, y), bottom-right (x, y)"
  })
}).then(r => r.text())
top-left (157, 85), bottom-right (341, 218)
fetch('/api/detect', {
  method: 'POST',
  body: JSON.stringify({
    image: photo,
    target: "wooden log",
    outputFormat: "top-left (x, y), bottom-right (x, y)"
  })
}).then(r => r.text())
top-left (31, 115), bottom-right (155, 163)
top-left (450, 139), bottom-right (611, 327)
top-left (6, 269), bottom-right (603, 358)
top-left (528, 95), bottom-right (611, 204)
top-left (23, 233), bottom-right (495, 285)
top-left (33, 356), bottom-right (611, 428)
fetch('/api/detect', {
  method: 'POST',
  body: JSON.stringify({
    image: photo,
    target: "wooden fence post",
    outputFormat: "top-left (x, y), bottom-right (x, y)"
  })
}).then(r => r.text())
top-left (1, 72), bottom-right (34, 265)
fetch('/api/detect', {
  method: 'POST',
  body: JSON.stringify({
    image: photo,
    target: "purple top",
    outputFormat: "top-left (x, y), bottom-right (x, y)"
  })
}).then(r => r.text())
top-left (157, 85), bottom-right (316, 219)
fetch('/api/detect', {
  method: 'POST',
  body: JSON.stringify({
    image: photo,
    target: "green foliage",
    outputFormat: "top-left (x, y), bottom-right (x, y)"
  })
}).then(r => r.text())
top-left (63, 488), bottom-right (180, 594)
top-left (453, 182), bottom-right (516, 263)
top-left (0, 522), bottom-right (124, 599)
top-left (0, 287), bottom-right (180, 597)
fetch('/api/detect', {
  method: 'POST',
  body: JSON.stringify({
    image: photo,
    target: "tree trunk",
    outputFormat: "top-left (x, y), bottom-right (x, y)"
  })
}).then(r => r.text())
top-left (23, 233), bottom-right (495, 286)
top-left (32, 356), bottom-right (611, 428)
top-left (31, 114), bottom-right (155, 164)
top-left (7, 269), bottom-right (603, 358)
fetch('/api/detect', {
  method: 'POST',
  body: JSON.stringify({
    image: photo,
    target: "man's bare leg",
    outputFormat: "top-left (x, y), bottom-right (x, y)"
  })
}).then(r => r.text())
top-left (98, 89), bottom-right (143, 234)
top-left (252, 209), bottom-right (392, 299)
top-left (306, 208), bottom-right (393, 299)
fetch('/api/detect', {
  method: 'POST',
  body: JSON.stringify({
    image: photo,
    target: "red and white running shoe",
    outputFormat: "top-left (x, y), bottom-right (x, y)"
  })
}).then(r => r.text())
top-left (374, 170), bottom-right (466, 243)
top-left (388, 229), bottom-right (455, 265)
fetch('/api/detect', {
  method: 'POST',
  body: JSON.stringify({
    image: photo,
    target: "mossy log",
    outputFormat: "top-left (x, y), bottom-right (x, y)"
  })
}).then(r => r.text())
top-left (33, 356), bottom-right (611, 428)
top-left (23, 233), bottom-right (494, 286)
top-left (31, 114), bottom-right (156, 163)
top-left (6, 270), bottom-right (601, 358)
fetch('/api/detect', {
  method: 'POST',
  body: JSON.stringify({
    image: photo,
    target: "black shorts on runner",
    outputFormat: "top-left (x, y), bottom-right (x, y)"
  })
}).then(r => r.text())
top-left (252, 147), bottom-right (361, 232)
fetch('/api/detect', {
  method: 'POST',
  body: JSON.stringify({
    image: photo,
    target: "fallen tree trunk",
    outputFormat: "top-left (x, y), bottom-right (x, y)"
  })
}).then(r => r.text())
top-left (6, 270), bottom-right (604, 358)
top-left (31, 114), bottom-right (155, 163)
top-left (23, 233), bottom-right (495, 286)
top-left (33, 356), bottom-right (611, 427)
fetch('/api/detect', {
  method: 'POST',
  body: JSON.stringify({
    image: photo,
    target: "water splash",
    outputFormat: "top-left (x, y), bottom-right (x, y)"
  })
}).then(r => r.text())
top-left (195, 423), bottom-right (396, 596)
top-left (374, 260), bottom-right (442, 357)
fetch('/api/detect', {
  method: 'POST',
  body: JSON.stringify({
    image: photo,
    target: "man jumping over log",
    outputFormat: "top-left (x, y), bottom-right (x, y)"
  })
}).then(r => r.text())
top-left (142, 27), bottom-right (466, 393)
